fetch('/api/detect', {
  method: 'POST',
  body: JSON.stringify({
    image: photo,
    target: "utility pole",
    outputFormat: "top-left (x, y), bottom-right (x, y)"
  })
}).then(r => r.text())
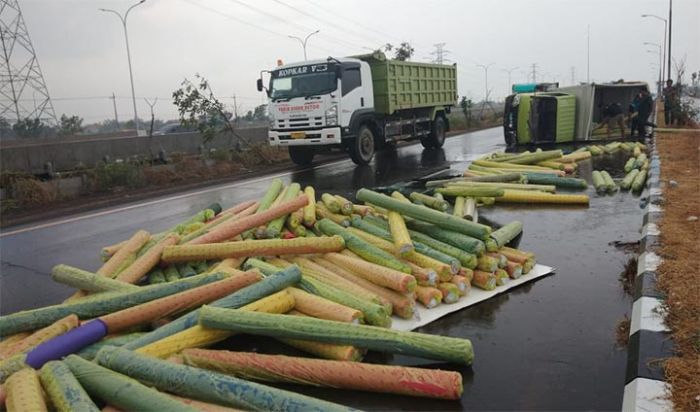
top-left (430, 43), bottom-right (450, 64)
top-left (110, 92), bottom-right (120, 130)
top-left (100, 0), bottom-right (145, 135)
top-left (501, 66), bottom-right (518, 97)
top-left (144, 97), bottom-right (157, 137)
top-left (0, 0), bottom-right (58, 126)
top-left (530, 63), bottom-right (538, 83)
top-left (586, 24), bottom-right (590, 83)
top-left (232, 94), bottom-right (239, 124)
top-left (288, 30), bottom-right (319, 61)
top-left (667, 0), bottom-right (672, 81)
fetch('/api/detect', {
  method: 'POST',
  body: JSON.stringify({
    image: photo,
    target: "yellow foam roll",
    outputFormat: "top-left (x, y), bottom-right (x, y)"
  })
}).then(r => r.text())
top-left (5, 368), bottom-right (48, 412)
top-left (135, 290), bottom-right (295, 358)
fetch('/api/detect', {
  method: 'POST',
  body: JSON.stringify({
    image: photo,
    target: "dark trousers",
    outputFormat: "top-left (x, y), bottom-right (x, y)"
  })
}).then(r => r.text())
top-left (664, 104), bottom-right (674, 125)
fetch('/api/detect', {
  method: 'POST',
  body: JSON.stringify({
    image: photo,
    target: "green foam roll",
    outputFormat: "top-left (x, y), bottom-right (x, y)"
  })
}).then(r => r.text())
top-left (95, 346), bottom-right (356, 412)
top-left (0, 272), bottom-right (229, 336)
top-left (39, 360), bottom-right (100, 412)
top-left (356, 188), bottom-right (492, 240)
top-left (0, 353), bottom-right (28, 384)
top-left (199, 306), bottom-right (474, 365)
top-left (247, 258), bottom-right (391, 328)
top-left (51, 264), bottom-right (139, 293)
top-left (122, 266), bottom-right (302, 350)
top-left (64, 355), bottom-right (197, 412)
top-left (76, 332), bottom-right (147, 360)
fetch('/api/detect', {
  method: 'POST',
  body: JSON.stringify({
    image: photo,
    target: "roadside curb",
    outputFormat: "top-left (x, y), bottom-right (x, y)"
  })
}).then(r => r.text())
top-left (621, 136), bottom-right (673, 411)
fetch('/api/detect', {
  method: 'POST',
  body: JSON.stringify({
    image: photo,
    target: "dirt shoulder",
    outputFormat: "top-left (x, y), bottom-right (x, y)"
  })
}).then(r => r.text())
top-left (655, 131), bottom-right (700, 411)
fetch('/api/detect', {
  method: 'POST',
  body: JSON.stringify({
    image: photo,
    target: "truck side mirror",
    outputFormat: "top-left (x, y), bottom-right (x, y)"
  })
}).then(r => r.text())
top-left (256, 78), bottom-right (263, 92)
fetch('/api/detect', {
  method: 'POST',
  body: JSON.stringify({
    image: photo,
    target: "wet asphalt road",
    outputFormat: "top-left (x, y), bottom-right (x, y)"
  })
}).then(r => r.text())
top-left (0, 127), bottom-right (643, 410)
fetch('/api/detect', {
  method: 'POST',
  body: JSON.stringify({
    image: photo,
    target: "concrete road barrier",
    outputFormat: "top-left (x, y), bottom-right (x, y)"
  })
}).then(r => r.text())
top-left (0, 127), bottom-right (269, 174)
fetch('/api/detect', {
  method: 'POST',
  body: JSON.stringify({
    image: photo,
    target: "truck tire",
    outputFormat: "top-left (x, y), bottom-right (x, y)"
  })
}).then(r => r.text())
top-left (288, 146), bottom-right (315, 166)
top-left (349, 125), bottom-right (375, 165)
top-left (421, 116), bottom-right (446, 149)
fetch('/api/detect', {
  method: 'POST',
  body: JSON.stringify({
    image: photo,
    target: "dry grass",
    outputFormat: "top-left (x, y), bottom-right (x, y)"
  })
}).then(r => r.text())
top-left (616, 315), bottom-right (631, 348)
top-left (619, 256), bottom-right (637, 296)
top-left (10, 178), bottom-right (57, 208)
top-left (656, 131), bottom-right (700, 411)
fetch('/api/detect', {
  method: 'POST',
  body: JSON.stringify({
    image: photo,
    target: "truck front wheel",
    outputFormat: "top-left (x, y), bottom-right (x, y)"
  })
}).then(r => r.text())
top-left (421, 116), bottom-right (446, 148)
top-left (349, 125), bottom-right (375, 165)
top-left (288, 146), bottom-right (315, 166)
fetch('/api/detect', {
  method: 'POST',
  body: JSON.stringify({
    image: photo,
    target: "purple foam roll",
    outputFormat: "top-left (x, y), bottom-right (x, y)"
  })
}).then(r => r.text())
top-left (25, 320), bottom-right (107, 369)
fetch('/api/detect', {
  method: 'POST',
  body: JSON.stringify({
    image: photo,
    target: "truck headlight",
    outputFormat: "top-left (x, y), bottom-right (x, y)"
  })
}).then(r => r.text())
top-left (325, 105), bottom-right (338, 126)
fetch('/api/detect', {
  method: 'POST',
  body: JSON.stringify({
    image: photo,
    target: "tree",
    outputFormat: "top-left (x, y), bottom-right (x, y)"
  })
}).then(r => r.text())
top-left (383, 42), bottom-right (414, 61)
top-left (13, 118), bottom-right (45, 138)
top-left (460, 96), bottom-right (473, 128)
top-left (96, 119), bottom-right (121, 133)
top-left (172, 74), bottom-right (271, 161)
top-left (58, 114), bottom-right (84, 137)
top-left (252, 104), bottom-right (268, 121)
top-left (0, 117), bottom-right (13, 139)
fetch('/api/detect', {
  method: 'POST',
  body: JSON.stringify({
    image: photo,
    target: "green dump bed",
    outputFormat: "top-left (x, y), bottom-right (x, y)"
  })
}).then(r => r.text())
top-left (356, 51), bottom-right (458, 115)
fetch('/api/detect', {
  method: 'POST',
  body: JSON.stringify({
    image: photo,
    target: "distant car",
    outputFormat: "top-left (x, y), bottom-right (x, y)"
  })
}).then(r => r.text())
top-left (152, 122), bottom-right (193, 135)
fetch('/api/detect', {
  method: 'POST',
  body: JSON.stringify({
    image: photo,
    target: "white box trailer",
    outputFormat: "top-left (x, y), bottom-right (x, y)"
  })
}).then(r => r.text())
top-left (554, 82), bottom-right (650, 140)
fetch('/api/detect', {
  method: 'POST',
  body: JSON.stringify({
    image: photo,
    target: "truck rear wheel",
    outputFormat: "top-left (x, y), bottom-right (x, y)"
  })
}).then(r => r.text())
top-left (349, 125), bottom-right (375, 165)
top-left (288, 146), bottom-right (315, 166)
top-left (421, 116), bottom-right (446, 149)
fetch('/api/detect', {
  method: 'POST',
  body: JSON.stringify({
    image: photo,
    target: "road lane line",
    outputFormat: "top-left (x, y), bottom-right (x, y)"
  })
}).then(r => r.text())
top-left (0, 159), bottom-right (351, 238)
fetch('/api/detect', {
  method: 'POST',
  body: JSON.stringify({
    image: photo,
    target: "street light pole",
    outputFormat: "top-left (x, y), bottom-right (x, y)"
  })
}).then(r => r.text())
top-left (586, 24), bottom-right (590, 83)
top-left (100, 0), bottom-right (145, 135)
top-left (288, 30), bottom-right (320, 61)
top-left (645, 42), bottom-right (663, 94)
top-left (501, 66), bottom-right (518, 97)
top-left (476, 63), bottom-right (495, 102)
top-left (641, 14), bottom-right (667, 82)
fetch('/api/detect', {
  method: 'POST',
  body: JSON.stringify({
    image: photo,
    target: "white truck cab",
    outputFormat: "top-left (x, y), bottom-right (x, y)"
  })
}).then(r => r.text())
top-left (258, 53), bottom-right (457, 165)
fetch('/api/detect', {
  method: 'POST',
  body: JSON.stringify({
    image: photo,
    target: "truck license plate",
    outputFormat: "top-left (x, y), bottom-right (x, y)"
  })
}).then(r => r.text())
top-left (291, 132), bottom-right (306, 139)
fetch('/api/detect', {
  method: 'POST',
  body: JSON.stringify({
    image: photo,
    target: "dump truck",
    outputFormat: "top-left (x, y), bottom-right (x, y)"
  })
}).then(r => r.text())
top-left (257, 51), bottom-right (458, 165)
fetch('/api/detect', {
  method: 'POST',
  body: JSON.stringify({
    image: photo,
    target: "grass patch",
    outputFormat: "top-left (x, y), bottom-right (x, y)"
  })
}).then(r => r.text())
top-left (615, 315), bottom-right (631, 349)
top-left (655, 131), bottom-right (700, 411)
top-left (619, 256), bottom-right (638, 296)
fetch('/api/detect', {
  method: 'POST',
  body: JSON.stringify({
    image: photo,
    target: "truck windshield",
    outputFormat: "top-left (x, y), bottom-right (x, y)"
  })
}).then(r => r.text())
top-left (270, 69), bottom-right (337, 101)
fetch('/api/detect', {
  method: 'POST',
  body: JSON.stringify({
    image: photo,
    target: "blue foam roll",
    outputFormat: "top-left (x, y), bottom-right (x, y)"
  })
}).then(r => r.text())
top-left (26, 320), bottom-right (108, 368)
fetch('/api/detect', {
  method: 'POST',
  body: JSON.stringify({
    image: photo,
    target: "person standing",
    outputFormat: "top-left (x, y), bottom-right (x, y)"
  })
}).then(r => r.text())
top-left (635, 89), bottom-right (654, 137)
top-left (628, 93), bottom-right (641, 136)
top-left (662, 79), bottom-right (677, 126)
top-left (593, 102), bottom-right (625, 139)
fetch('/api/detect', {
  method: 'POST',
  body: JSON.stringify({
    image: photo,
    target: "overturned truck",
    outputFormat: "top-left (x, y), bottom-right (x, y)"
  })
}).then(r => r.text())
top-left (503, 82), bottom-right (649, 145)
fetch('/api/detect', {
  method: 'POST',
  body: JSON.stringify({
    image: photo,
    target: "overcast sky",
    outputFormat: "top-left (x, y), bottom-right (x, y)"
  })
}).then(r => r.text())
top-left (19, 0), bottom-right (700, 124)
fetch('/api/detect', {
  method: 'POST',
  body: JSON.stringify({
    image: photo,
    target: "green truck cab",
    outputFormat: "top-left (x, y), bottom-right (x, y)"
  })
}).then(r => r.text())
top-left (504, 92), bottom-right (576, 145)
top-left (258, 51), bottom-right (458, 165)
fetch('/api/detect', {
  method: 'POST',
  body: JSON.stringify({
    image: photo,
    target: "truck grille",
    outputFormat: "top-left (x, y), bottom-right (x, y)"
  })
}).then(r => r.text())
top-left (275, 116), bottom-right (323, 130)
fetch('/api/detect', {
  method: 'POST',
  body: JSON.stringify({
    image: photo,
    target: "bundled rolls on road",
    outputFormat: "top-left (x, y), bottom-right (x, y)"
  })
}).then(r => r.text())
top-left (1, 167), bottom-right (562, 409)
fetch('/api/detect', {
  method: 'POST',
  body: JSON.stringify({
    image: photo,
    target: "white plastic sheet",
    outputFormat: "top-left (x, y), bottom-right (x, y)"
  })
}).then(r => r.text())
top-left (392, 264), bottom-right (554, 331)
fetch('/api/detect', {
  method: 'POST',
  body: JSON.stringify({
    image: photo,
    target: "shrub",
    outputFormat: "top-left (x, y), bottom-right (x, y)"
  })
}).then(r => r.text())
top-left (10, 177), bottom-right (57, 207)
top-left (92, 161), bottom-right (144, 191)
